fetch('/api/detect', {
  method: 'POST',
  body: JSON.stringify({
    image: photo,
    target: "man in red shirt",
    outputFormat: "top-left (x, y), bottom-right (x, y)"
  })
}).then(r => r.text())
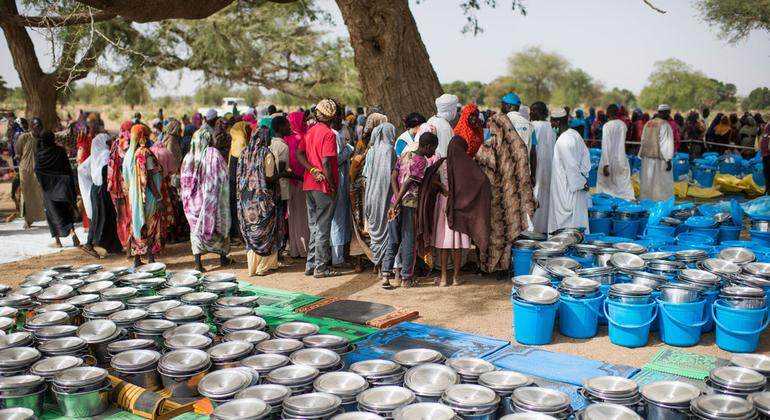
top-left (297, 98), bottom-right (341, 278)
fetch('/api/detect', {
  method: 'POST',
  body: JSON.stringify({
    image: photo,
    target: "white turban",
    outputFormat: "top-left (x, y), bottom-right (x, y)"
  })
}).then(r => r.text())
top-left (205, 108), bottom-right (218, 121)
top-left (519, 105), bottom-right (530, 121)
top-left (658, 104), bottom-right (671, 111)
top-left (550, 107), bottom-right (567, 119)
top-left (435, 94), bottom-right (459, 122)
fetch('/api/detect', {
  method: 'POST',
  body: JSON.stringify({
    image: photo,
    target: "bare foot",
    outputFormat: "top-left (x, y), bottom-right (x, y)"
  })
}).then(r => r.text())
top-left (439, 272), bottom-right (449, 287)
top-left (452, 276), bottom-right (464, 286)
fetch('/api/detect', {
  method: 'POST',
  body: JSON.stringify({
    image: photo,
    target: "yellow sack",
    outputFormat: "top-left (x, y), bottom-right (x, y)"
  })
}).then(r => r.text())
top-left (714, 174), bottom-right (744, 193)
top-left (674, 181), bottom-right (688, 198)
top-left (740, 174), bottom-right (766, 196)
top-left (632, 174), bottom-right (640, 196)
top-left (687, 185), bottom-right (724, 199)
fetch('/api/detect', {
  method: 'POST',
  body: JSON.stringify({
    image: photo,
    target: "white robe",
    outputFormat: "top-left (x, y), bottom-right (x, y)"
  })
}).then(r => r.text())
top-left (507, 111), bottom-right (535, 152)
top-left (428, 116), bottom-right (454, 158)
top-left (548, 129), bottom-right (591, 233)
top-left (597, 119), bottom-right (634, 200)
top-left (639, 119), bottom-right (674, 201)
top-left (532, 121), bottom-right (556, 234)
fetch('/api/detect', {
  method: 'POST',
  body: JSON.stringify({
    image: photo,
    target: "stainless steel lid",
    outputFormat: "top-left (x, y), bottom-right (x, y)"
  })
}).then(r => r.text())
top-left (709, 366), bottom-right (767, 391)
top-left (274, 321), bottom-right (320, 338)
top-left (158, 349), bottom-right (211, 374)
top-left (53, 366), bottom-right (108, 387)
top-left (720, 286), bottom-right (765, 298)
top-left (83, 272), bottom-right (116, 283)
top-left (73, 264), bottom-right (102, 273)
top-left (64, 294), bottom-right (100, 307)
top-left (639, 251), bottom-right (673, 261)
top-left (208, 340), bottom-right (254, 362)
top-left (748, 392), bottom-right (770, 415)
top-left (224, 330), bottom-right (271, 346)
top-left (157, 287), bottom-right (194, 298)
top-left (77, 280), bottom-right (115, 294)
top-left (198, 367), bottom-right (255, 399)
top-left (36, 303), bottom-right (76, 314)
top-left (37, 337), bottom-right (87, 353)
top-left (25, 310), bottom-right (69, 328)
top-left (110, 349), bottom-right (161, 371)
top-left (76, 320), bottom-right (118, 343)
top-left (222, 316), bottom-right (266, 332)
top-left (129, 278), bottom-right (166, 290)
top-left (516, 284), bottom-right (560, 305)
top-left (403, 363), bottom-right (460, 396)
top-left (690, 394), bottom-right (756, 419)
top-left (330, 412), bottom-right (385, 420)
top-left (445, 357), bottom-right (495, 377)
top-left (0, 347), bottom-right (40, 368)
top-left (235, 384), bottom-right (292, 404)
top-left (108, 308), bottom-right (148, 324)
top-left (392, 402), bottom-right (456, 420)
top-left (641, 380), bottom-right (701, 406)
top-left (512, 275), bottom-right (551, 288)
top-left (30, 355), bottom-right (83, 377)
top-left (0, 407), bottom-right (36, 419)
top-left (355, 385), bottom-right (414, 410)
top-left (100, 287), bottom-right (137, 300)
top-left (164, 334), bottom-right (212, 351)
top-left (393, 348), bottom-right (445, 367)
top-left (118, 273), bottom-right (153, 283)
top-left (164, 305), bottom-right (205, 321)
top-left (0, 317), bottom-right (15, 332)
top-left (166, 274), bottom-right (200, 288)
top-left (559, 277), bottom-right (601, 295)
top-left (145, 300), bottom-right (182, 315)
top-left (731, 354), bottom-right (770, 375)
top-left (477, 370), bottom-right (534, 392)
top-left (0, 332), bottom-right (33, 350)
top-left (441, 383), bottom-right (499, 408)
top-left (0, 295), bottom-right (32, 307)
top-left (283, 392), bottom-right (342, 415)
top-left (700, 258), bottom-right (741, 275)
top-left (744, 262), bottom-right (770, 278)
top-left (513, 240), bottom-right (541, 250)
top-left (210, 398), bottom-right (271, 420)
top-left (266, 364), bottom-right (320, 385)
top-left (133, 318), bottom-right (176, 333)
top-left (289, 348), bottom-right (341, 370)
top-left (204, 282), bottom-right (238, 293)
top-left (609, 283), bottom-right (652, 297)
top-left (512, 387), bottom-right (571, 412)
top-left (106, 338), bottom-right (156, 353)
top-left (613, 243), bottom-right (647, 254)
top-left (241, 353), bottom-right (291, 372)
top-left (215, 296), bottom-right (259, 308)
top-left (163, 322), bottom-right (211, 339)
top-left (719, 248), bottom-right (756, 265)
top-left (0, 307), bottom-right (17, 318)
top-left (174, 269), bottom-right (203, 278)
top-left (498, 414), bottom-right (559, 419)
top-left (204, 272), bottom-right (238, 283)
top-left (136, 262), bottom-right (166, 274)
top-left (46, 264), bottom-right (73, 272)
top-left (609, 253), bottom-right (646, 270)
top-left (256, 338), bottom-right (304, 354)
top-left (35, 285), bottom-right (75, 301)
top-left (83, 300), bottom-right (125, 316)
top-left (583, 376), bottom-right (638, 397)
top-left (180, 292), bottom-right (219, 305)
top-left (675, 249), bottom-right (708, 260)
top-left (350, 359), bottom-right (403, 378)
top-left (302, 334), bottom-right (350, 350)
top-left (34, 324), bottom-right (79, 340)
top-left (13, 286), bottom-right (41, 297)
top-left (314, 371), bottom-right (368, 396)
top-left (214, 307), bottom-right (254, 321)
top-left (576, 403), bottom-right (642, 419)
top-left (0, 374), bottom-right (44, 391)
top-left (679, 269), bottom-right (721, 285)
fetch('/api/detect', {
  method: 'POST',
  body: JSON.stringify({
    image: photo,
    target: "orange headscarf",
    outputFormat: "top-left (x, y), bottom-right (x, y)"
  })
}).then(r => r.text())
top-left (130, 124), bottom-right (150, 144)
top-left (454, 104), bottom-right (484, 158)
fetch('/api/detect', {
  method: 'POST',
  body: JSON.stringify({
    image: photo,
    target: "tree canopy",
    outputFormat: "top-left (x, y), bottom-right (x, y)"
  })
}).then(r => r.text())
top-left (506, 46), bottom-right (568, 104)
top-left (551, 68), bottom-right (603, 110)
top-left (743, 87), bottom-right (770, 111)
top-left (637, 58), bottom-right (737, 111)
top-left (442, 80), bottom-right (487, 105)
top-left (696, 0), bottom-right (770, 43)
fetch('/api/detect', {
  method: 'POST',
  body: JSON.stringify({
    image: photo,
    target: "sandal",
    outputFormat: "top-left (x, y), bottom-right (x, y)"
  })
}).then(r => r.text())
top-left (79, 245), bottom-right (100, 258)
top-left (314, 269), bottom-right (340, 279)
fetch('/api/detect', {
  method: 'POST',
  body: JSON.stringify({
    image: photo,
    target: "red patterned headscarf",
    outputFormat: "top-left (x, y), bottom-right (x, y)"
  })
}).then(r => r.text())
top-left (454, 104), bottom-right (484, 158)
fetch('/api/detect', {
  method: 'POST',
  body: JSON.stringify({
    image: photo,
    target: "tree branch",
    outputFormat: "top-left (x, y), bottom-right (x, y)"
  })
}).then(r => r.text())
top-left (643, 0), bottom-right (666, 14)
top-left (0, 10), bottom-right (117, 27)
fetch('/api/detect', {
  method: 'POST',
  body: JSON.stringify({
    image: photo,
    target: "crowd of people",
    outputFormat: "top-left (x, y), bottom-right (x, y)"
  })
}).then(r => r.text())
top-left (3, 93), bottom-right (769, 289)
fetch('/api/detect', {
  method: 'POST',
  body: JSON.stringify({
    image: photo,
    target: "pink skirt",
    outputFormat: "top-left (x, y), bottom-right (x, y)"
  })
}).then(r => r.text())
top-left (432, 194), bottom-right (471, 249)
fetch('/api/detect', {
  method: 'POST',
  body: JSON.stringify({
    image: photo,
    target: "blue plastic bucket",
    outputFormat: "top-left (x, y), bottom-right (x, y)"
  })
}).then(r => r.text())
top-left (750, 231), bottom-right (770, 247)
top-left (558, 294), bottom-right (603, 339)
top-left (688, 227), bottom-right (719, 242)
top-left (701, 289), bottom-right (719, 333)
top-left (513, 248), bottom-right (534, 277)
top-left (644, 224), bottom-right (676, 239)
top-left (713, 301), bottom-right (769, 353)
top-left (658, 299), bottom-right (706, 347)
top-left (513, 298), bottom-right (560, 345)
top-left (718, 226), bottom-right (742, 244)
top-left (604, 300), bottom-right (658, 348)
top-left (598, 284), bottom-right (610, 326)
top-left (612, 219), bottom-right (640, 240)
top-left (693, 167), bottom-right (717, 188)
top-left (589, 218), bottom-right (612, 235)
top-left (650, 291), bottom-right (660, 332)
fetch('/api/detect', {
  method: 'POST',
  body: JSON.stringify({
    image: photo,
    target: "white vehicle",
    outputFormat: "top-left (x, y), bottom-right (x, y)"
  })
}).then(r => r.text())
top-left (198, 97), bottom-right (249, 118)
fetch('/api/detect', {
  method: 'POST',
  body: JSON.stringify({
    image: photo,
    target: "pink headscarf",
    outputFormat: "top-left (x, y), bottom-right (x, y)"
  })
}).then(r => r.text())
top-left (242, 113), bottom-right (257, 125)
top-left (192, 112), bottom-right (202, 128)
top-left (286, 111), bottom-right (308, 185)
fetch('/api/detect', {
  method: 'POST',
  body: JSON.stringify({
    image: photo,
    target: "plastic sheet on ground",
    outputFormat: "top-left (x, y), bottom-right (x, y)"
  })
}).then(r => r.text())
top-left (715, 173), bottom-right (765, 196)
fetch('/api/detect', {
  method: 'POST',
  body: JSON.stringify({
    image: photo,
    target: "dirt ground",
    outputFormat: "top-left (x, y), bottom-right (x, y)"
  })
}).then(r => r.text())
top-left (2, 238), bottom-right (767, 369)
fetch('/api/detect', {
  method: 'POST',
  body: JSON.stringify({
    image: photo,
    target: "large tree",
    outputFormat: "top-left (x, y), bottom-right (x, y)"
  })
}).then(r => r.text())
top-left (696, 0), bottom-right (770, 43)
top-left (551, 68), bottom-right (603, 109)
top-left (638, 58), bottom-right (733, 110)
top-left (507, 47), bottom-right (568, 104)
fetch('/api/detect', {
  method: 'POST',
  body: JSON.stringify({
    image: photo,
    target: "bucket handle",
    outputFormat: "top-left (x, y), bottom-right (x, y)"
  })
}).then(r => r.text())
top-left (712, 305), bottom-right (770, 335)
top-left (603, 300), bottom-right (659, 329)
top-left (657, 300), bottom-right (708, 328)
top-left (579, 297), bottom-right (604, 319)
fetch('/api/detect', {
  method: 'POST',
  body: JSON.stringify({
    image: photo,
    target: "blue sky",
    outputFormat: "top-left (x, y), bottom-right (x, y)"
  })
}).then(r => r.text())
top-left (1, 0), bottom-right (768, 96)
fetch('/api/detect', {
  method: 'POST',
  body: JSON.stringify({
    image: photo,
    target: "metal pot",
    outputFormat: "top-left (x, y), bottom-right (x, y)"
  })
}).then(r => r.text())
top-left (236, 384), bottom-right (292, 417)
top-left (30, 355), bottom-right (83, 404)
top-left (157, 349), bottom-right (211, 397)
top-left (222, 316), bottom-right (268, 334)
top-left (34, 285), bottom-right (75, 304)
top-left (204, 282), bottom-right (239, 297)
top-left (273, 322), bottom-right (320, 340)
top-left (290, 348), bottom-right (343, 373)
top-left (0, 407), bottom-right (36, 419)
top-left (136, 262), bottom-right (167, 276)
top-left (0, 332), bottom-right (33, 351)
top-left (241, 353), bottom-right (291, 378)
top-left (444, 358), bottom-right (495, 384)
top-left (719, 286), bottom-right (766, 309)
top-left (82, 300), bottom-right (125, 321)
top-left (355, 386), bottom-right (414, 418)
top-left (349, 359), bottom-right (405, 387)
top-left (575, 403), bottom-right (641, 420)
top-left (214, 307), bottom-right (255, 325)
top-left (510, 387), bottom-right (572, 419)
top-left (659, 285), bottom-right (703, 303)
top-left (690, 394), bottom-right (757, 420)
top-left (641, 381), bottom-right (701, 420)
top-left (145, 300), bottom-right (182, 319)
top-left (266, 365), bottom-right (320, 395)
top-left (208, 340), bottom-right (255, 370)
top-left (608, 283), bottom-right (652, 304)
top-left (748, 392), bottom-right (770, 419)
top-left (731, 354), bottom-right (770, 377)
top-left (76, 319), bottom-right (124, 366)
top-left (108, 308), bottom-right (148, 333)
top-left (282, 392), bottom-right (342, 419)
top-left (0, 347), bottom-right (41, 377)
top-left (575, 267), bottom-right (615, 286)
top-left (164, 333), bottom-right (213, 352)
top-left (162, 322), bottom-right (212, 341)
top-left (132, 319), bottom-right (177, 348)
top-left (0, 376), bottom-right (45, 416)
top-left (393, 349), bottom-right (445, 369)
top-left (403, 363), bottom-right (459, 403)
top-left (110, 349), bottom-right (162, 391)
top-left (37, 337), bottom-right (88, 358)
top-left (580, 376), bottom-right (641, 410)
top-left (752, 219), bottom-right (770, 232)
top-left (163, 305), bottom-right (206, 325)
top-left (314, 371), bottom-right (368, 411)
top-left (255, 339), bottom-right (304, 356)
top-left (478, 370), bottom-right (535, 418)
top-left (392, 402), bottom-right (457, 420)
top-left (718, 248), bottom-right (756, 265)
top-left (613, 243), bottom-right (648, 255)
top-left (706, 366), bottom-right (767, 398)
top-left (211, 397), bottom-right (272, 420)
top-left (203, 272), bottom-right (238, 284)
top-left (558, 277), bottom-right (600, 299)
top-left (303, 335), bottom-right (352, 355)
top-left (32, 324), bottom-right (83, 344)
top-left (440, 384), bottom-right (499, 420)
top-left (106, 338), bottom-right (157, 357)
top-left (157, 287), bottom-right (194, 300)
top-left (198, 367), bottom-right (258, 406)
top-left (214, 296), bottom-right (260, 309)
top-left (165, 274), bottom-right (201, 289)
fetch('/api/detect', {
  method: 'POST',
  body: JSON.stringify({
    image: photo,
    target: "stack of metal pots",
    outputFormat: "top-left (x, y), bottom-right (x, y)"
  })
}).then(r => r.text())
top-left (580, 376), bottom-right (641, 411)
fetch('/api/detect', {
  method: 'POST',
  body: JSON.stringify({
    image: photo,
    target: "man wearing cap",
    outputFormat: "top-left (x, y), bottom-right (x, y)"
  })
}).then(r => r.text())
top-left (428, 93), bottom-right (460, 157)
top-left (500, 93), bottom-right (537, 182)
top-left (639, 104), bottom-right (674, 201)
top-left (203, 109), bottom-right (218, 137)
top-left (548, 107), bottom-right (591, 233)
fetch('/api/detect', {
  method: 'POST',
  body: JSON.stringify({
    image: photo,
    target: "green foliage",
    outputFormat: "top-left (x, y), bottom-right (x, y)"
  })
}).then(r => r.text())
top-left (599, 88), bottom-right (637, 109)
top-left (638, 59), bottom-right (731, 111)
top-left (119, 76), bottom-right (149, 108)
top-left (194, 83), bottom-right (234, 106)
top-left (507, 47), bottom-right (568, 104)
top-left (695, 0), bottom-right (770, 43)
top-left (483, 76), bottom-right (516, 108)
top-left (550, 68), bottom-right (603, 109)
top-left (0, 76), bottom-right (8, 102)
top-left (442, 80), bottom-right (487, 105)
top-left (742, 87), bottom-right (770, 110)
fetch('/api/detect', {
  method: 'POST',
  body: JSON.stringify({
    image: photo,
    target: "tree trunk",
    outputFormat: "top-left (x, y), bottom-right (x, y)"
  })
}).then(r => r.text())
top-left (335, 0), bottom-right (443, 128)
top-left (24, 77), bottom-right (60, 129)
